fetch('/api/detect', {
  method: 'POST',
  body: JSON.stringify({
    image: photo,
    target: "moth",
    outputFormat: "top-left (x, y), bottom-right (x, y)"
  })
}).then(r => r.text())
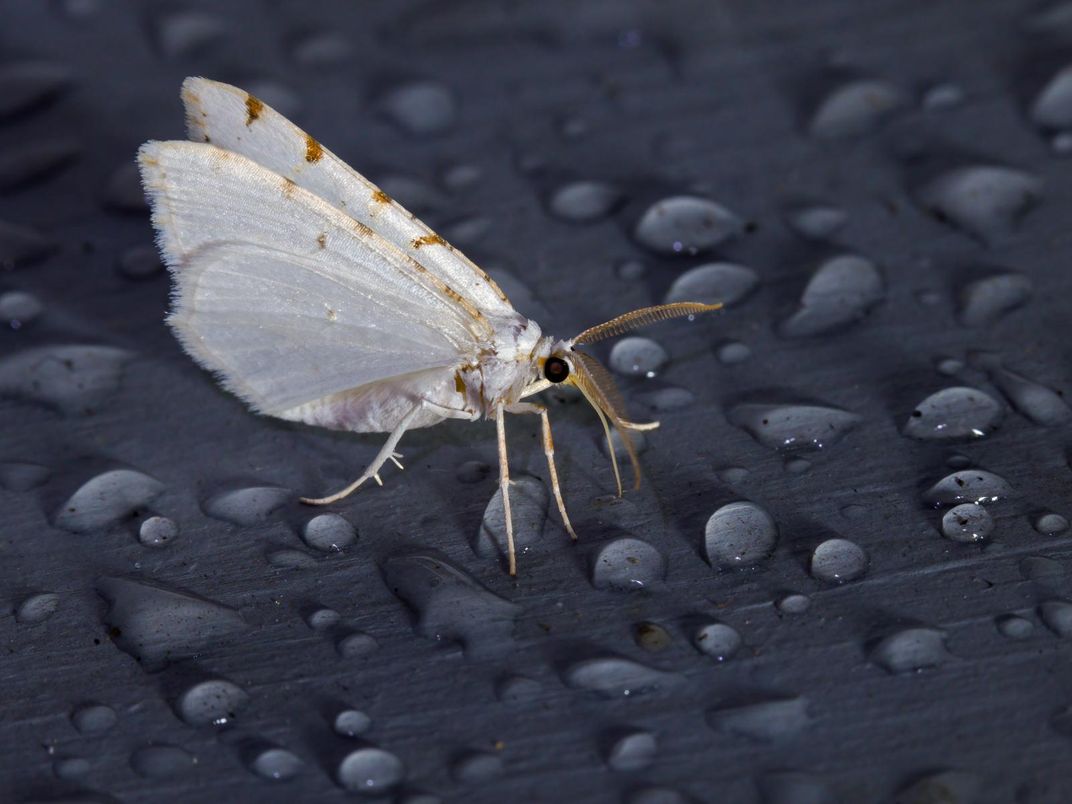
top-left (139, 77), bottom-right (721, 575)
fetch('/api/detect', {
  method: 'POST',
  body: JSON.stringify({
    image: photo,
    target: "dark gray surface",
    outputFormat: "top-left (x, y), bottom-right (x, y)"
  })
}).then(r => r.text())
top-left (3, 1), bottom-right (1072, 802)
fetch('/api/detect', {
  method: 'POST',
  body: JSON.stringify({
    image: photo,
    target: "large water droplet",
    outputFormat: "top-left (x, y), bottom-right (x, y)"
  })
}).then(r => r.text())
top-left (54, 469), bottom-right (164, 533)
top-left (957, 271), bottom-right (1033, 327)
top-left (548, 181), bottom-right (621, 222)
top-left (941, 503), bottom-right (994, 543)
top-left (382, 552), bottom-right (519, 652)
top-left (248, 746), bottom-right (303, 781)
top-left (608, 336), bottom-right (668, 378)
top-left (692, 621), bottom-right (742, 661)
top-left (778, 255), bottom-right (884, 338)
top-left (473, 474), bottom-right (548, 560)
top-left (0, 62), bottom-right (70, 119)
top-left (922, 469), bottom-right (1014, 506)
top-left (604, 729), bottom-right (657, 771)
top-left (903, 387), bottom-right (1003, 441)
top-left (972, 356), bottom-right (1070, 425)
top-left (175, 679), bottom-right (249, 726)
top-left (706, 695), bottom-right (811, 741)
top-left (131, 744), bottom-right (195, 778)
top-left (728, 402), bottom-right (861, 451)
top-left (15, 592), bottom-right (59, 624)
top-left (71, 703), bottom-right (116, 734)
top-left (302, 513), bottom-right (356, 552)
top-left (809, 79), bottom-right (907, 139)
top-left (380, 81), bottom-right (456, 135)
top-left (590, 537), bottom-right (666, 590)
top-left (633, 196), bottom-right (743, 256)
top-left (777, 593), bottom-right (811, 615)
top-left (915, 165), bottom-right (1042, 243)
top-left (0, 344), bottom-right (131, 414)
top-left (336, 746), bottom-right (405, 793)
top-left (810, 538), bottom-right (868, 583)
top-left (1035, 512), bottom-right (1070, 535)
top-left (869, 628), bottom-right (949, 673)
top-left (202, 485), bottom-right (289, 526)
top-left (664, 262), bottom-right (759, 306)
top-left (451, 750), bottom-right (503, 782)
top-left (703, 501), bottom-right (778, 568)
top-left (97, 576), bottom-right (245, 668)
top-left (563, 655), bottom-right (678, 697)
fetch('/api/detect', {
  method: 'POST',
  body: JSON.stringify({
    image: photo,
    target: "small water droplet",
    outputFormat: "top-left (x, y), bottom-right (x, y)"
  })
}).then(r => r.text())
top-left (869, 628), bottom-right (949, 673)
top-left (1034, 512), bottom-right (1069, 535)
top-left (717, 466), bottom-right (749, 484)
top-left (591, 538), bottom-right (666, 590)
top-left (664, 262), bottom-right (759, 306)
top-left (940, 503), bottom-right (994, 543)
top-left (706, 695), bottom-right (811, 741)
top-left (15, 592), bottom-right (59, 624)
top-left (778, 255), bottom-right (884, 338)
top-left (139, 516), bottom-right (177, 547)
top-left (202, 485), bottom-right (289, 526)
top-left (304, 606), bottom-right (340, 630)
top-left (915, 165), bottom-right (1042, 243)
top-left (336, 631), bottom-right (379, 658)
top-left (810, 539), bottom-right (868, 583)
top-left (548, 181), bottom-right (621, 222)
top-left (474, 474), bottom-right (548, 560)
top-left (777, 594), bottom-right (812, 615)
top-left (633, 196), bottom-right (743, 256)
top-left (53, 756), bottom-right (90, 781)
top-left (717, 341), bottom-right (751, 364)
top-left (903, 387), bottom-right (1003, 441)
top-left (116, 244), bottom-right (163, 279)
top-left (563, 655), bottom-right (678, 697)
top-left (996, 614), bottom-right (1034, 640)
top-left (452, 750), bottom-right (504, 782)
top-left (131, 744), bottom-right (195, 778)
top-left (248, 746), bottom-right (302, 781)
top-left (634, 621), bottom-right (672, 652)
top-left (809, 79), bottom-right (907, 139)
top-left (728, 402), bottom-right (861, 452)
top-left (609, 336), bottom-right (668, 378)
top-left (0, 290), bottom-right (42, 328)
top-left (923, 82), bottom-right (966, 109)
top-left (922, 469), bottom-right (1013, 506)
top-left (334, 709), bottom-right (372, 737)
top-left (302, 513), bottom-right (356, 552)
top-left (637, 386), bottom-right (694, 412)
top-left (71, 703), bottom-right (116, 734)
top-left (495, 674), bottom-right (541, 704)
top-left (704, 501), bottom-right (778, 568)
top-left (175, 679), bottom-right (249, 726)
top-left (380, 81), bottom-right (456, 135)
top-left (783, 204), bottom-right (847, 241)
top-left (441, 163), bottom-right (481, 191)
top-left (456, 460), bottom-right (490, 483)
top-left (290, 32), bottom-right (351, 67)
top-left (1039, 600), bottom-right (1072, 636)
top-left (152, 10), bottom-right (228, 58)
top-left (957, 272), bottom-right (1033, 327)
top-left (784, 457), bottom-right (811, 474)
top-left (336, 747), bottom-right (405, 792)
top-left (605, 729), bottom-right (657, 771)
top-left (616, 258), bottom-right (647, 280)
top-left (692, 621), bottom-right (742, 660)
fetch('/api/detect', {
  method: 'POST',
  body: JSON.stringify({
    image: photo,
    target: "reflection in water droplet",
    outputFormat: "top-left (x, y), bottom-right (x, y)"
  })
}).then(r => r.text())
top-left (302, 513), bottom-right (356, 552)
top-left (1035, 513), bottom-right (1070, 535)
top-left (915, 165), bottom-right (1042, 243)
top-left (996, 614), bottom-right (1034, 640)
top-left (380, 81), bottom-right (456, 135)
top-left (706, 695), bottom-right (811, 741)
top-left (809, 79), bottom-right (907, 139)
top-left (922, 469), bottom-right (1013, 506)
top-left (704, 501), bottom-right (778, 568)
top-left (633, 196), bottom-right (743, 256)
top-left (777, 594), bottom-right (811, 615)
top-left (940, 503), bottom-right (994, 543)
top-left (563, 655), bottom-right (677, 697)
top-left (334, 709), bottom-right (372, 737)
top-left (717, 341), bottom-right (751, 364)
top-left (728, 403), bottom-right (860, 452)
top-left (0, 290), bottom-right (42, 328)
top-left (605, 730), bottom-right (657, 771)
top-left (810, 539), bottom-right (868, 583)
top-left (1039, 600), bottom-right (1072, 636)
top-left (609, 336), bottom-right (668, 378)
top-left (175, 679), bottom-right (249, 726)
top-left (336, 747), bottom-right (405, 792)
top-left (452, 750), bottom-right (503, 782)
top-left (692, 622), bottom-right (742, 661)
top-left (55, 469), bottom-right (164, 533)
top-left (15, 592), bottom-right (59, 623)
top-left (591, 538), bottom-right (666, 590)
top-left (664, 262), bottom-right (759, 306)
top-left (784, 204), bottom-right (847, 241)
top-left (139, 516), bottom-right (177, 547)
top-left (548, 181), bottom-right (621, 222)
top-left (71, 703), bottom-right (117, 734)
top-left (131, 744), bottom-right (195, 778)
top-left (249, 746), bottom-right (303, 781)
top-left (957, 272), bottom-right (1033, 327)
top-left (778, 255), bottom-right (884, 338)
top-left (202, 485), bottom-right (289, 526)
top-left (903, 387), bottom-right (1003, 441)
top-left (869, 628), bottom-right (949, 673)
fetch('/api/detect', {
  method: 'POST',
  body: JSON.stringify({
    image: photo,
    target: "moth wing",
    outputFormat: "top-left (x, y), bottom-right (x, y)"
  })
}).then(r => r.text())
top-left (139, 139), bottom-right (484, 419)
top-left (181, 76), bottom-right (514, 317)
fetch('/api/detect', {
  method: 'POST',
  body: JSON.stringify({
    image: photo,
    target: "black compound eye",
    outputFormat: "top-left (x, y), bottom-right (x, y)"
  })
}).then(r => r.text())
top-left (543, 356), bottom-right (570, 383)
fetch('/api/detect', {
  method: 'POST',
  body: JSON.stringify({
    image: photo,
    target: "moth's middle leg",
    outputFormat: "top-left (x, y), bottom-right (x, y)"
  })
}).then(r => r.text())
top-left (505, 401), bottom-right (577, 542)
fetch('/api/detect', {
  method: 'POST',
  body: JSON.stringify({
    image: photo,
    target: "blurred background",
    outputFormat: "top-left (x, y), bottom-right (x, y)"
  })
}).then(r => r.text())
top-left (3, 1), bottom-right (1072, 802)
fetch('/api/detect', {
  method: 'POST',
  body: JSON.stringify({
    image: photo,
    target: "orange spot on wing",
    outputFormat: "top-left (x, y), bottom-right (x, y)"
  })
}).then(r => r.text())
top-left (411, 233), bottom-right (446, 249)
top-left (305, 135), bottom-right (323, 163)
top-left (245, 94), bottom-right (264, 126)
top-left (316, 232), bottom-right (327, 249)
top-left (455, 372), bottom-right (466, 394)
top-left (282, 177), bottom-right (297, 197)
top-left (371, 189), bottom-right (391, 204)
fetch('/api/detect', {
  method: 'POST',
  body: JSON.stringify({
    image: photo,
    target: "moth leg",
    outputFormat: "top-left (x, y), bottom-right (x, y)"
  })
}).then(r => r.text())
top-left (300, 406), bottom-right (421, 505)
top-left (496, 402), bottom-right (518, 576)
top-left (506, 401), bottom-right (578, 541)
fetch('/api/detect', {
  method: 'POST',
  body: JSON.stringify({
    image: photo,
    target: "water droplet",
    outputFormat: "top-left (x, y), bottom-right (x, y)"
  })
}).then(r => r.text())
top-left (776, 594), bottom-right (811, 615)
top-left (548, 181), bottom-right (621, 222)
top-left (175, 678), bottom-right (249, 726)
top-left (778, 255), bottom-right (884, 338)
top-left (0, 344), bottom-right (131, 415)
top-left (717, 466), bottom-right (749, 484)
top-left (784, 457), bottom-right (811, 474)
top-left (71, 703), bottom-right (116, 734)
top-left (717, 341), bottom-right (751, 364)
top-left (290, 32), bottom-right (351, 67)
top-left (996, 614), bottom-right (1034, 640)
top-left (1034, 512), bottom-right (1069, 535)
top-left (783, 204), bottom-right (847, 241)
top-left (96, 576), bottom-right (245, 668)
top-left (452, 750), bottom-right (503, 782)
top-left (1021, 556), bottom-right (1064, 583)
top-left (935, 357), bottom-right (964, 376)
top-left (0, 290), bottom-right (42, 328)
top-left (626, 786), bottom-right (690, 804)
top-left (302, 513), bottom-right (356, 552)
top-left (54, 468), bottom-right (165, 533)
top-left (1053, 131), bottom-right (1072, 154)
top-left (336, 630), bottom-right (379, 658)
top-left (1032, 64), bottom-right (1072, 130)
top-left (903, 387), bottom-right (1003, 441)
top-left (248, 746), bottom-right (302, 781)
top-left (893, 770), bottom-right (980, 804)
top-left (266, 548), bottom-right (317, 569)
top-left (15, 592), bottom-right (59, 623)
top-left (334, 709), bottom-right (372, 737)
top-left (495, 674), bottom-right (541, 704)
top-left (704, 501), bottom-right (778, 568)
top-left (664, 262), bottom-right (759, 306)
top-left (940, 503), bottom-right (994, 543)
top-left (456, 460), bottom-right (490, 483)
top-left (915, 165), bottom-right (1043, 243)
top-left (304, 607), bottom-right (340, 631)
top-left (605, 729), bottom-right (657, 771)
top-left (957, 272), bottom-right (1033, 327)
top-left (869, 628), bottom-right (949, 673)
top-left (692, 621), bottom-right (742, 660)
top-left (728, 402), bottom-right (861, 452)
top-left (1039, 600), bottom-right (1072, 636)
top-left (382, 551), bottom-right (519, 652)
top-left (922, 82), bottom-right (966, 110)
top-left (153, 10), bottom-right (228, 58)
top-left (706, 695), bottom-right (811, 741)
top-left (0, 62), bottom-right (70, 119)
top-left (922, 469), bottom-right (1013, 506)
top-left (633, 196), bottom-right (743, 256)
top-left (116, 244), bottom-right (163, 279)
top-left (0, 218), bottom-right (53, 267)
top-left (474, 475), bottom-right (548, 560)
top-left (810, 539), bottom-right (868, 583)
top-left (637, 386), bottom-right (695, 412)
top-left (103, 161), bottom-right (149, 213)
top-left (131, 744), bottom-right (195, 778)
top-left (809, 79), bottom-right (907, 139)
top-left (634, 621), bottom-right (672, 652)
top-left (563, 655), bottom-right (678, 697)
top-left (202, 485), bottom-right (290, 526)
top-left (600, 428), bottom-right (648, 461)
top-left (616, 258), bottom-right (646, 280)
top-left (0, 140), bottom-right (80, 193)
top-left (139, 516), bottom-right (177, 547)
top-left (756, 770), bottom-right (834, 804)
top-left (972, 355), bottom-right (1069, 425)
top-left (337, 747), bottom-right (405, 792)
top-left (591, 538), bottom-right (666, 590)
top-left (380, 81), bottom-right (456, 135)
top-left (609, 336), bottom-right (668, 378)
top-left (441, 163), bottom-right (481, 191)
top-left (53, 756), bottom-right (90, 781)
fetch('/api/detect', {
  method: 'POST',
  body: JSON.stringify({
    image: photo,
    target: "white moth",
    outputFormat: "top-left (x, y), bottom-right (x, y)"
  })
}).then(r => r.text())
top-left (139, 77), bottom-right (721, 575)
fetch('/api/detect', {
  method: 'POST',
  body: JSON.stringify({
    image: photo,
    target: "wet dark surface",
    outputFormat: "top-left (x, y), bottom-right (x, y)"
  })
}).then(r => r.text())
top-left (3, 1), bottom-right (1072, 802)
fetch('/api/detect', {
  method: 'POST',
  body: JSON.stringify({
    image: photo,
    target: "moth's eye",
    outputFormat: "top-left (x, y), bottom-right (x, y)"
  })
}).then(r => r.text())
top-left (543, 356), bottom-right (570, 383)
